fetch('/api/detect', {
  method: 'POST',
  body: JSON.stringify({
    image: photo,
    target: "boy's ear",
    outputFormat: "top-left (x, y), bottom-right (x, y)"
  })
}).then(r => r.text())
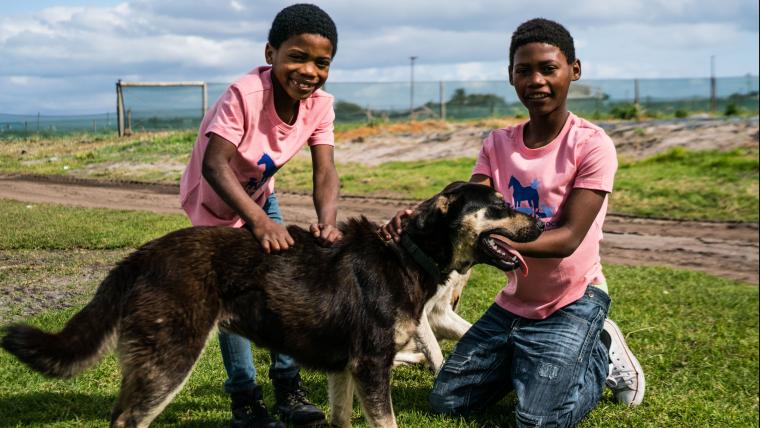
top-left (571, 59), bottom-right (581, 82)
top-left (264, 43), bottom-right (274, 65)
top-left (507, 65), bottom-right (514, 86)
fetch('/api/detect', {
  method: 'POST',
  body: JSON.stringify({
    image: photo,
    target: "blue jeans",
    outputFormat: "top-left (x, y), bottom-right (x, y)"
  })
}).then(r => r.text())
top-left (430, 286), bottom-right (610, 427)
top-left (219, 193), bottom-right (300, 394)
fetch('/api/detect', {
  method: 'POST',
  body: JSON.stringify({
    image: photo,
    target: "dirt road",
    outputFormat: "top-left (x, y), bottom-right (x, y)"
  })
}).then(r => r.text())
top-left (1, 174), bottom-right (757, 285)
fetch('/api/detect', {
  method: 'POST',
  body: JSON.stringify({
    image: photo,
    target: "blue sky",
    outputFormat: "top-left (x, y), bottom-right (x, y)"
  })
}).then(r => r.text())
top-left (1, 0), bottom-right (758, 114)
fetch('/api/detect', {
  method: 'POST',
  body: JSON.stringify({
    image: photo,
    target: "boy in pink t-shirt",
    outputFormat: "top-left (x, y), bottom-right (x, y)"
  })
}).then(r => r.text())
top-left (382, 18), bottom-right (644, 425)
top-left (179, 5), bottom-right (339, 428)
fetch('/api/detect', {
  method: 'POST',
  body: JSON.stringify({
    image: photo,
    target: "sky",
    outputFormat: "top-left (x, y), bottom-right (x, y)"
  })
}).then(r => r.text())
top-left (1, 0), bottom-right (758, 115)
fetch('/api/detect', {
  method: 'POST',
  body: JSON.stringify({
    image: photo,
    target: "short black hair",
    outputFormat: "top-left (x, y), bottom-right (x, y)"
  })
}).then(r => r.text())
top-left (268, 3), bottom-right (338, 57)
top-left (509, 18), bottom-right (575, 69)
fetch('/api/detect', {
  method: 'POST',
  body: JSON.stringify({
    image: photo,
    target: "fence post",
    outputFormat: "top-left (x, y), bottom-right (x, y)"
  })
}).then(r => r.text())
top-left (439, 81), bottom-right (446, 121)
top-left (202, 82), bottom-right (208, 117)
top-left (634, 79), bottom-right (640, 107)
top-left (710, 56), bottom-right (717, 113)
top-left (116, 80), bottom-right (125, 137)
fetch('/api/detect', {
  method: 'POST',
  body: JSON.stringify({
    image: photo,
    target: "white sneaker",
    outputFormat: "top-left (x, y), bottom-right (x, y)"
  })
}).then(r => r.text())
top-left (601, 318), bottom-right (645, 407)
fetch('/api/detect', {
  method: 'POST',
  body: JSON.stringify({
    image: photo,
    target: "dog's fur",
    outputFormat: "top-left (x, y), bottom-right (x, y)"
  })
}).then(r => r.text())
top-left (393, 270), bottom-right (473, 371)
top-left (1, 182), bottom-right (542, 428)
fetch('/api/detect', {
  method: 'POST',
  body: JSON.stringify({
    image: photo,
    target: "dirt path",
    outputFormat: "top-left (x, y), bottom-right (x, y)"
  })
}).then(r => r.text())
top-left (1, 174), bottom-right (757, 285)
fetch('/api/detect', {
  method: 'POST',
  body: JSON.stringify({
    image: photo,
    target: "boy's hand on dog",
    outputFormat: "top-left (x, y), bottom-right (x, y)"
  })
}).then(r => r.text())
top-left (252, 219), bottom-right (295, 254)
top-left (310, 223), bottom-right (343, 246)
top-left (378, 208), bottom-right (414, 242)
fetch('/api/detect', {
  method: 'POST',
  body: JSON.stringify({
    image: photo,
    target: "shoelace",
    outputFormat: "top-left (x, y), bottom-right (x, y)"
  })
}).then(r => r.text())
top-left (606, 359), bottom-right (636, 390)
top-left (283, 387), bottom-right (310, 406)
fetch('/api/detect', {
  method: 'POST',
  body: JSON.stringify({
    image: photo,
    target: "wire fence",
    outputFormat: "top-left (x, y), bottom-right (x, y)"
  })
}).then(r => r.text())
top-left (1, 75), bottom-right (758, 136)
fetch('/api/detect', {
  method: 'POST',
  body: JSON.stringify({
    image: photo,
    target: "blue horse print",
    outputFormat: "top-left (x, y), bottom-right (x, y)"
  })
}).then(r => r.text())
top-left (509, 176), bottom-right (540, 215)
top-left (245, 153), bottom-right (280, 193)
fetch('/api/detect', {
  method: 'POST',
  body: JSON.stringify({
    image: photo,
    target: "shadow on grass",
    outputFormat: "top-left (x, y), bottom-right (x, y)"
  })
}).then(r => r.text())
top-left (0, 383), bottom-right (231, 426)
top-left (392, 384), bottom-right (519, 427)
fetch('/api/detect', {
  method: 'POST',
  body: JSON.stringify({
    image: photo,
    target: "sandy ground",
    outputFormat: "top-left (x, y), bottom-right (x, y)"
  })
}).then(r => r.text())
top-left (0, 117), bottom-right (757, 321)
top-left (333, 116), bottom-right (759, 165)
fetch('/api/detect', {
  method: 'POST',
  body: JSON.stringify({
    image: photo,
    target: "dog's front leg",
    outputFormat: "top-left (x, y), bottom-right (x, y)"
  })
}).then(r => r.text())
top-left (430, 308), bottom-right (472, 340)
top-left (413, 308), bottom-right (444, 372)
top-left (328, 370), bottom-right (354, 428)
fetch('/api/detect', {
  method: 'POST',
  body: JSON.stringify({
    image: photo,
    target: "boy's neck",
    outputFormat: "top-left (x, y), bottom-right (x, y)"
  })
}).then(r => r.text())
top-left (524, 108), bottom-right (570, 149)
top-left (271, 75), bottom-right (300, 125)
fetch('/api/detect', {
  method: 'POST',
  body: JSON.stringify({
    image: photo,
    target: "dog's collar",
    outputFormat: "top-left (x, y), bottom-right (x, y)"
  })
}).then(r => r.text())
top-left (400, 234), bottom-right (442, 283)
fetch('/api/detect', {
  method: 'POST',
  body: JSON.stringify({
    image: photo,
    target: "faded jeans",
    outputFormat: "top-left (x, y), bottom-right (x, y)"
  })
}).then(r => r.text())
top-left (430, 286), bottom-right (610, 427)
top-left (218, 193), bottom-right (300, 394)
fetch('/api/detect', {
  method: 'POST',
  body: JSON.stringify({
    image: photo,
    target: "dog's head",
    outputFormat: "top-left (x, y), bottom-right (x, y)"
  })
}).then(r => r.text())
top-left (403, 181), bottom-right (543, 276)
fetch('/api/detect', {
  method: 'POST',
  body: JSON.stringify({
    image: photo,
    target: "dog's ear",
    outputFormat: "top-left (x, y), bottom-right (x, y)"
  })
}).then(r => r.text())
top-left (405, 181), bottom-right (467, 233)
top-left (408, 194), bottom-right (450, 232)
top-left (441, 181), bottom-right (468, 194)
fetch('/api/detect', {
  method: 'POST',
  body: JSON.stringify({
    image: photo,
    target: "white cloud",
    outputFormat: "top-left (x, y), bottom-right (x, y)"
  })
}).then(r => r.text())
top-left (0, 0), bottom-right (757, 114)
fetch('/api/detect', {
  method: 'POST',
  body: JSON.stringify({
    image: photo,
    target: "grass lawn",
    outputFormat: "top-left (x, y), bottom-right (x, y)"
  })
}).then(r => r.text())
top-left (0, 201), bottom-right (758, 427)
top-left (0, 265), bottom-right (756, 427)
top-left (1, 127), bottom-right (758, 222)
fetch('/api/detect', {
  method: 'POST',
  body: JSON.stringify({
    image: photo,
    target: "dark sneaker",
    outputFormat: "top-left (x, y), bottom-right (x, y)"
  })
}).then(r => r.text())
top-left (273, 375), bottom-right (327, 427)
top-left (601, 318), bottom-right (645, 407)
top-left (230, 386), bottom-right (286, 428)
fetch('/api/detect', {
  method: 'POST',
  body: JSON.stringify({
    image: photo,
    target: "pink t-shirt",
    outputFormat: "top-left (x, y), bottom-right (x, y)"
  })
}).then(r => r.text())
top-left (180, 66), bottom-right (335, 227)
top-left (472, 112), bottom-right (617, 319)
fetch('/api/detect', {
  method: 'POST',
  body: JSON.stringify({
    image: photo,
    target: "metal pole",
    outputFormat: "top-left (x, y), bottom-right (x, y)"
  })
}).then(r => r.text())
top-left (202, 82), bottom-right (208, 117)
top-left (633, 79), bottom-right (640, 106)
top-left (410, 56), bottom-right (417, 121)
top-left (710, 55), bottom-right (717, 113)
top-left (440, 80), bottom-right (446, 121)
top-left (116, 79), bottom-right (125, 137)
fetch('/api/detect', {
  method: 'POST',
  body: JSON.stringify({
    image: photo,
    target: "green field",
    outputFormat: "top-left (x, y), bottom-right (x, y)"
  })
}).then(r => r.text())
top-left (0, 121), bottom-right (758, 426)
top-left (0, 201), bottom-right (757, 427)
top-left (0, 127), bottom-right (757, 221)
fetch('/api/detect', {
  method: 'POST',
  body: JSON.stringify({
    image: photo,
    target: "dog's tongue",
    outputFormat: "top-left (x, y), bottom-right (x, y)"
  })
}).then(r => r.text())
top-left (489, 234), bottom-right (529, 276)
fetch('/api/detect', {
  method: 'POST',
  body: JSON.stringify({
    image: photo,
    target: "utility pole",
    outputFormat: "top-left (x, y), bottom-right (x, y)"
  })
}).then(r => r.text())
top-left (410, 56), bottom-right (417, 121)
top-left (710, 55), bottom-right (716, 113)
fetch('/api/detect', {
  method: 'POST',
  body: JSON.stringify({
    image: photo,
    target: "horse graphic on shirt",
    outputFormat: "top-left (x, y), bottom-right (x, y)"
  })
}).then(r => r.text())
top-left (509, 176), bottom-right (540, 215)
top-left (245, 153), bottom-right (279, 194)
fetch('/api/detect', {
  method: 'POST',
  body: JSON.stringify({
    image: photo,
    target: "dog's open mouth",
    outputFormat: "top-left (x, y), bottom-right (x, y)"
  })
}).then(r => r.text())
top-left (479, 233), bottom-right (529, 276)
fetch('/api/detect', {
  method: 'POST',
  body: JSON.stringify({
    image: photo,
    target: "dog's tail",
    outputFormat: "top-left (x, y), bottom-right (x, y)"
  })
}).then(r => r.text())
top-left (1, 261), bottom-right (135, 378)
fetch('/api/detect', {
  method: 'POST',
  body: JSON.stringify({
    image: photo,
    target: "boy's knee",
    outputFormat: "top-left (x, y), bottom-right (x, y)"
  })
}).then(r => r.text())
top-left (428, 390), bottom-right (465, 416)
top-left (515, 407), bottom-right (573, 428)
top-left (428, 380), bottom-right (469, 416)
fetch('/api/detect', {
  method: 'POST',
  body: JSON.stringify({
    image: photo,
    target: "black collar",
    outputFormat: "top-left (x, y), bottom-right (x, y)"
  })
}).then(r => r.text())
top-left (400, 234), bottom-right (442, 283)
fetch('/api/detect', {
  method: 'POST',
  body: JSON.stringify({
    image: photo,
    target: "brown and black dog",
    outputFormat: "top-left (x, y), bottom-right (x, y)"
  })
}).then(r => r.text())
top-left (1, 182), bottom-right (543, 428)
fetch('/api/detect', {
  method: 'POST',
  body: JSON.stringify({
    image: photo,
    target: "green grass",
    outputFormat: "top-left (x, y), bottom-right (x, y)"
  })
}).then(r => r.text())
top-left (0, 200), bottom-right (757, 426)
top-left (277, 147), bottom-right (759, 221)
top-left (0, 199), bottom-right (189, 249)
top-left (614, 147), bottom-right (759, 221)
top-left (0, 264), bottom-right (756, 427)
top-left (1, 129), bottom-right (757, 221)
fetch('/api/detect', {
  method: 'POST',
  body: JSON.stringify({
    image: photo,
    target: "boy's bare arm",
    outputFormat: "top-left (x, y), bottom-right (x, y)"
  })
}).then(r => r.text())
top-left (508, 188), bottom-right (607, 258)
top-left (310, 144), bottom-right (342, 245)
top-left (202, 132), bottom-right (294, 253)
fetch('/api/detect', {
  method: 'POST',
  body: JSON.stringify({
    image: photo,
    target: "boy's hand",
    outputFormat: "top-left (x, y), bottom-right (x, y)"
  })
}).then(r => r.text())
top-left (310, 223), bottom-right (343, 246)
top-left (378, 208), bottom-right (414, 242)
top-left (252, 219), bottom-right (295, 254)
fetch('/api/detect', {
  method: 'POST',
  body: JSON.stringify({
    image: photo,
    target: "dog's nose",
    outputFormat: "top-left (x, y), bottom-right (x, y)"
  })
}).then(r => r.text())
top-left (536, 221), bottom-right (545, 232)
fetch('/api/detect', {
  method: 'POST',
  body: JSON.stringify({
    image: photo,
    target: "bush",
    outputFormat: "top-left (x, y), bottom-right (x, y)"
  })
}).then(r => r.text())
top-left (610, 103), bottom-right (642, 120)
top-left (724, 102), bottom-right (740, 116)
top-left (674, 109), bottom-right (689, 118)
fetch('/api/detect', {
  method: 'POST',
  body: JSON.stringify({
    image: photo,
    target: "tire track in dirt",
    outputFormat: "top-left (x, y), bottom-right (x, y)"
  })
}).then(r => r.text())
top-left (1, 174), bottom-right (757, 285)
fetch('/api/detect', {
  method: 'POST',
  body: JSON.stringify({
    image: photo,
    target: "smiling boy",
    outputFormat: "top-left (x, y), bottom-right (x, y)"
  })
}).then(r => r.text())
top-left (422, 18), bottom-right (645, 426)
top-left (180, 4), bottom-right (340, 427)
